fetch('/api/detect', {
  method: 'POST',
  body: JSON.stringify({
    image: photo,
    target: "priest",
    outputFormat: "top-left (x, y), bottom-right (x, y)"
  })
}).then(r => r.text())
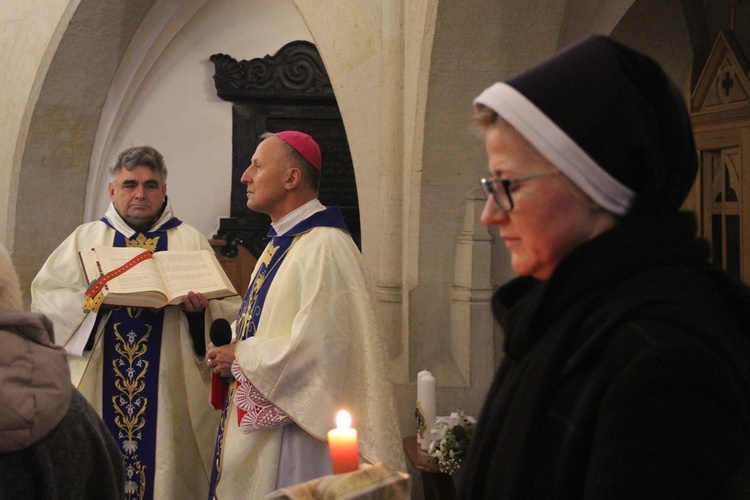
top-left (32, 146), bottom-right (240, 500)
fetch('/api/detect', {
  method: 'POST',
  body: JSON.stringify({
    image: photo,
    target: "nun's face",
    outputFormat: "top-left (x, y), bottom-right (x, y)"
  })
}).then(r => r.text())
top-left (480, 125), bottom-right (616, 280)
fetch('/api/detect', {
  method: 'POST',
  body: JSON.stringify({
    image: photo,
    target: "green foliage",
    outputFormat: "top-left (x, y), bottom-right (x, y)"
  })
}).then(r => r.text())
top-left (428, 417), bottom-right (475, 475)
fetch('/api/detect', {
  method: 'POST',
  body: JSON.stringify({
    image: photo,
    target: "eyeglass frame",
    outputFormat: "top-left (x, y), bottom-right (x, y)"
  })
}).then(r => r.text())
top-left (480, 171), bottom-right (557, 211)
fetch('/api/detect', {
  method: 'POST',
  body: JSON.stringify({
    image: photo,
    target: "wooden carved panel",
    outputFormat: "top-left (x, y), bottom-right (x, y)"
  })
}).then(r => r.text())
top-left (691, 31), bottom-right (750, 283)
top-left (209, 239), bottom-right (256, 296)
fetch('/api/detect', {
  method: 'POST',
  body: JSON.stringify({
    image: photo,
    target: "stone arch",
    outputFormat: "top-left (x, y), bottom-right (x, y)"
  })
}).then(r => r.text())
top-left (14, 0), bottom-right (157, 304)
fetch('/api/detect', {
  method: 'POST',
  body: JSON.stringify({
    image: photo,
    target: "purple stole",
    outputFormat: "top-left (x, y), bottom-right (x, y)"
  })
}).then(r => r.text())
top-left (100, 216), bottom-right (181, 500)
top-left (207, 207), bottom-right (349, 499)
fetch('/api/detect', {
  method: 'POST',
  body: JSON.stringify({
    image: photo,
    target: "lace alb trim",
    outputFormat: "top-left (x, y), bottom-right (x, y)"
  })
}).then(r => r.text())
top-left (232, 361), bottom-right (291, 434)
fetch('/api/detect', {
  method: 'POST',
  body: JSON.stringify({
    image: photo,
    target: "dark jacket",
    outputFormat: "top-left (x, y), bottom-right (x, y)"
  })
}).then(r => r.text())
top-left (460, 212), bottom-right (750, 499)
top-left (0, 309), bottom-right (124, 499)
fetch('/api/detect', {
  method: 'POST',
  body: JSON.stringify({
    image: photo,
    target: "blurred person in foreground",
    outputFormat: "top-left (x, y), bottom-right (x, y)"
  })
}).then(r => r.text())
top-left (31, 146), bottom-right (240, 499)
top-left (461, 35), bottom-right (750, 498)
top-left (205, 131), bottom-right (404, 498)
top-left (0, 242), bottom-right (124, 499)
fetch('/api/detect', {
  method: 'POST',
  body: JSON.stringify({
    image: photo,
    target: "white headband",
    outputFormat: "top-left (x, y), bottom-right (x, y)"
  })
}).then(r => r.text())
top-left (474, 82), bottom-right (634, 215)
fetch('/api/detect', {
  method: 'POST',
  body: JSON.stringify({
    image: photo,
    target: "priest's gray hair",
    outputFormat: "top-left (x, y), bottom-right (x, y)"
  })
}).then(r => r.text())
top-left (110, 145), bottom-right (168, 181)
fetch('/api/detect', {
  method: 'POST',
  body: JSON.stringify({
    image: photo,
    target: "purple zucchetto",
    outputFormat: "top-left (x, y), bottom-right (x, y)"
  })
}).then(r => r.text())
top-left (474, 35), bottom-right (698, 218)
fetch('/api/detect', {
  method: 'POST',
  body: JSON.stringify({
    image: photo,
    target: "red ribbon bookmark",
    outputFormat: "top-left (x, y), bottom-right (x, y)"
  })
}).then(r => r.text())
top-left (82, 250), bottom-right (153, 312)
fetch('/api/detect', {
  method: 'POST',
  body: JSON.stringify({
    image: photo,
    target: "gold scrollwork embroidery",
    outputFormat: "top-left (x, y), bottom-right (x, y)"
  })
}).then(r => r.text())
top-left (112, 321), bottom-right (152, 500)
top-left (236, 241), bottom-right (279, 337)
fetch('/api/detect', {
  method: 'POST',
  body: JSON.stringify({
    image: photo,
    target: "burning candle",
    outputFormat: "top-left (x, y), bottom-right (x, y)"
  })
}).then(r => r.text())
top-left (327, 410), bottom-right (360, 474)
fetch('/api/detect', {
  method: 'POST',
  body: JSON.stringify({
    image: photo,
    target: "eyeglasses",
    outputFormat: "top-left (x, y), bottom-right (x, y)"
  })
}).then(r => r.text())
top-left (480, 171), bottom-right (557, 211)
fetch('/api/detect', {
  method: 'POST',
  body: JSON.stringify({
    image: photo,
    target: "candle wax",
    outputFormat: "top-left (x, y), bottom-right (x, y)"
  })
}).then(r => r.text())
top-left (328, 427), bottom-right (359, 474)
top-left (418, 370), bottom-right (436, 450)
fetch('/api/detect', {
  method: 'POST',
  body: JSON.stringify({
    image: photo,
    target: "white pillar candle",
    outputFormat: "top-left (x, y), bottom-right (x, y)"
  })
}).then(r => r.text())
top-left (416, 370), bottom-right (426, 444)
top-left (417, 370), bottom-right (436, 450)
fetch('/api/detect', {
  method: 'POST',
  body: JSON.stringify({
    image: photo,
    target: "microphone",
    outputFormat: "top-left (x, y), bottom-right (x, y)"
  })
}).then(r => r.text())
top-left (209, 318), bottom-right (232, 410)
top-left (210, 318), bottom-right (232, 346)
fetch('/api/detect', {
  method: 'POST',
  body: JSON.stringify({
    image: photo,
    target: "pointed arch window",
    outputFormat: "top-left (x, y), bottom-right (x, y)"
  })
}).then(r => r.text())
top-left (703, 148), bottom-right (742, 278)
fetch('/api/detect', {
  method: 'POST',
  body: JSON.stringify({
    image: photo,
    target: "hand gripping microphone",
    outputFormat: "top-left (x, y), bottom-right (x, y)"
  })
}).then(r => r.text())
top-left (209, 318), bottom-right (232, 410)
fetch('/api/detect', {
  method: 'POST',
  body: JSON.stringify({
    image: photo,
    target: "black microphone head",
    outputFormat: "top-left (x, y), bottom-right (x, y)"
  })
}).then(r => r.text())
top-left (209, 318), bottom-right (232, 346)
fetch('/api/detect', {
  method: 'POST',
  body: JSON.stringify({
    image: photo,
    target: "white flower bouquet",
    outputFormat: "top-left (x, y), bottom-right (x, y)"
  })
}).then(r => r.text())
top-left (427, 410), bottom-right (476, 475)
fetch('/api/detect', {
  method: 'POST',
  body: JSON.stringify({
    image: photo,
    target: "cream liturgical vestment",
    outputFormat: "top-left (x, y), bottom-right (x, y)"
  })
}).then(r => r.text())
top-left (31, 201), bottom-right (240, 500)
top-left (212, 206), bottom-right (405, 499)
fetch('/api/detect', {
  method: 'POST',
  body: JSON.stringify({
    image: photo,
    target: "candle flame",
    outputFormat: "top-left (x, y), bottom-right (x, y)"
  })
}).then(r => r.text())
top-left (336, 410), bottom-right (352, 429)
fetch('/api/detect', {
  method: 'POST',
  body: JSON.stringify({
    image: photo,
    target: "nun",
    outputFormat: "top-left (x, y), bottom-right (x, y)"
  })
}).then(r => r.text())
top-left (461, 35), bottom-right (750, 498)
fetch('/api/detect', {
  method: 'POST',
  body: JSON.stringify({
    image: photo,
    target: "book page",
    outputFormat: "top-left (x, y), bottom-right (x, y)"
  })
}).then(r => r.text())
top-left (153, 250), bottom-right (235, 301)
top-left (93, 247), bottom-right (168, 296)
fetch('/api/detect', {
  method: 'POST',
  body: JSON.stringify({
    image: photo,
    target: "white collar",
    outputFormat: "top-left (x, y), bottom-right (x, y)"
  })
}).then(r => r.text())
top-left (271, 199), bottom-right (325, 236)
top-left (103, 198), bottom-right (175, 238)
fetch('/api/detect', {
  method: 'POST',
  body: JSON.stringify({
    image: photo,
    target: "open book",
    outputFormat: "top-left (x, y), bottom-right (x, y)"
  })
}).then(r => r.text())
top-left (79, 246), bottom-right (238, 309)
